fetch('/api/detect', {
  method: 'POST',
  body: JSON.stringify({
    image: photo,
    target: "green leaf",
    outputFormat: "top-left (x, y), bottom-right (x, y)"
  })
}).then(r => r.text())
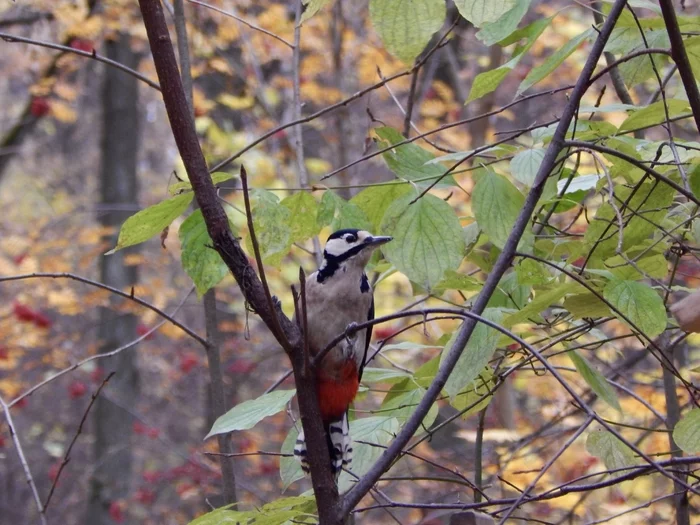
top-left (245, 191), bottom-right (292, 267)
top-left (569, 350), bottom-right (621, 411)
top-left (338, 417), bottom-right (400, 489)
top-left (586, 429), bottom-right (636, 471)
top-left (673, 409), bottom-right (700, 454)
top-left (564, 293), bottom-right (613, 318)
top-left (351, 184), bottom-right (412, 232)
top-left (361, 367), bottom-right (412, 384)
top-left (281, 191), bottom-right (320, 243)
top-left (472, 170), bottom-right (527, 250)
top-left (180, 210), bottom-right (230, 297)
top-left (686, 36), bottom-right (700, 80)
top-left (618, 30), bottom-right (669, 87)
top-left (375, 127), bottom-right (456, 187)
top-left (380, 191), bottom-right (466, 289)
top-left (433, 269), bottom-right (483, 293)
top-left (689, 164), bottom-right (700, 200)
top-left (369, 0), bottom-right (446, 64)
top-left (515, 258), bottom-right (551, 286)
top-left (300, 0), bottom-right (333, 23)
top-left (450, 368), bottom-right (494, 417)
top-left (280, 426), bottom-right (304, 490)
top-left (169, 171), bottom-right (234, 195)
top-left (606, 253), bottom-right (669, 281)
top-left (442, 308), bottom-right (502, 398)
top-left (206, 390), bottom-right (296, 438)
top-left (108, 192), bottom-right (193, 253)
top-left (381, 381), bottom-right (438, 426)
top-left (619, 99), bottom-right (692, 133)
top-left (317, 191), bottom-right (372, 232)
top-left (466, 65), bottom-right (511, 104)
top-left (557, 173), bottom-right (602, 195)
top-left (603, 279), bottom-right (667, 338)
top-left (503, 283), bottom-right (577, 328)
top-left (510, 147), bottom-right (546, 186)
top-left (475, 0), bottom-right (531, 46)
top-left (466, 16), bottom-right (549, 103)
top-left (188, 495), bottom-right (316, 525)
top-left (517, 28), bottom-right (594, 95)
top-left (454, 0), bottom-right (516, 26)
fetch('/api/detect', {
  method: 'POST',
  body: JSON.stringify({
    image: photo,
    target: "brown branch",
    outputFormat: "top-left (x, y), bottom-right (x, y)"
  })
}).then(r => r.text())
top-left (0, 272), bottom-right (207, 347)
top-left (658, 0), bottom-right (700, 132)
top-left (0, 32), bottom-right (160, 91)
top-left (43, 372), bottom-right (115, 511)
top-left (136, 1), bottom-right (342, 520)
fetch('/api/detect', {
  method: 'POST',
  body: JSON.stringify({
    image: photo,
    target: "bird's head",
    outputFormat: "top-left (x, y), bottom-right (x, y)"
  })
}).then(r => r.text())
top-left (320, 229), bottom-right (392, 275)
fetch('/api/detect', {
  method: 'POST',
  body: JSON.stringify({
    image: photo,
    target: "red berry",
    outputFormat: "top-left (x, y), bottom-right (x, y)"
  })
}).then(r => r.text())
top-left (14, 398), bottom-right (27, 409)
top-left (0, 435), bottom-right (5, 448)
top-left (91, 367), bottom-right (104, 383)
top-left (133, 421), bottom-right (146, 434)
top-left (69, 38), bottom-right (94, 53)
top-left (12, 252), bottom-right (26, 265)
top-left (226, 360), bottom-right (256, 374)
top-left (48, 461), bottom-right (61, 483)
top-left (33, 312), bottom-right (52, 329)
top-left (136, 323), bottom-right (155, 340)
top-left (0, 346), bottom-right (8, 360)
top-left (68, 381), bottom-right (87, 399)
top-left (146, 427), bottom-right (160, 439)
top-left (108, 501), bottom-right (124, 523)
top-left (142, 471), bottom-right (161, 484)
top-left (134, 488), bottom-right (155, 504)
top-left (179, 353), bottom-right (198, 374)
top-left (13, 301), bottom-right (36, 323)
top-left (373, 327), bottom-right (395, 341)
top-left (30, 97), bottom-right (50, 118)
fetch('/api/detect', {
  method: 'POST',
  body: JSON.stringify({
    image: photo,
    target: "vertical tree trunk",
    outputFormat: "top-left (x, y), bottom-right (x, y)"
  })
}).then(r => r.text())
top-left (85, 33), bottom-right (140, 525)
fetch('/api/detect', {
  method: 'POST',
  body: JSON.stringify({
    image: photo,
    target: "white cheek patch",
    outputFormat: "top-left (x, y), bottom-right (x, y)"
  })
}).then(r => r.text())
top-left (325, 238), bottom-right (349, 257)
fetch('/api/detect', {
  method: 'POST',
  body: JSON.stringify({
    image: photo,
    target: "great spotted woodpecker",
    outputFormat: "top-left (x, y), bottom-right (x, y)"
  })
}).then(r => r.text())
top-left (293, 229), bottom-right (392, 478)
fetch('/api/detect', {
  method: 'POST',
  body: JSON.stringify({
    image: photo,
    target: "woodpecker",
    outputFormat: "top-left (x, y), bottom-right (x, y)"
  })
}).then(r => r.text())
top-left (293, 228), bottom-right (392, 478)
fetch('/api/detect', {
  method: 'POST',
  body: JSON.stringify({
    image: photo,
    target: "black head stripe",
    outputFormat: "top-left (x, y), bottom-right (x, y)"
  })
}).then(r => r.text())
top-left (326, 228), bottom-right (361, 241)
top-left (317, 243), bottom-right (369, 282)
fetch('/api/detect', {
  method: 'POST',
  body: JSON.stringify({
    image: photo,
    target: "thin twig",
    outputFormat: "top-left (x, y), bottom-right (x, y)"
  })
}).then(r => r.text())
top-left (0, 272), bottom-right (207, 347)
top-left (0, 395), bottom-right (48, 525)
top-left (43, 372), bottom-right (116, 511)
top-left (187, 0), bottom-right (294, 49)
top-left (239, 165), bottom-right (290, 350)
top-left (0, 31), bottom-right (161, 90)
top-left (9, 287), bottom-right (194, 408)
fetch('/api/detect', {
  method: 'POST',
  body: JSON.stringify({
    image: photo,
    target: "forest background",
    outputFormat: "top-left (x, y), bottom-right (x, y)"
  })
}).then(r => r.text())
top-left (2, 0), bottom-right (700, 524)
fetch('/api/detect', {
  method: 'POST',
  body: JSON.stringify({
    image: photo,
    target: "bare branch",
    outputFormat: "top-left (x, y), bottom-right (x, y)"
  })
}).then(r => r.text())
top-left (0, 31), bottom-right (161, 91)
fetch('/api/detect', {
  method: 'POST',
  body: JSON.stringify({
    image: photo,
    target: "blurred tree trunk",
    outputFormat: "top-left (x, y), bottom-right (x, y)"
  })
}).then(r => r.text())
top-left (85, 33), bottom-right (140, 525)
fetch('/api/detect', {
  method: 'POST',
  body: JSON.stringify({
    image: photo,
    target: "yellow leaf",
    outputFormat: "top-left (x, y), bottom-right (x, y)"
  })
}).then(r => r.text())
top-left (304, 158), bottom-right (332, 175)
top-left (50, 100), bottom-right (78, 123)
top-left (48, 289), bottom-right (81, 315)
top-left (218, 93), bottom-right (256, 110)
top-left (209, 57), bottom-right (232, 75)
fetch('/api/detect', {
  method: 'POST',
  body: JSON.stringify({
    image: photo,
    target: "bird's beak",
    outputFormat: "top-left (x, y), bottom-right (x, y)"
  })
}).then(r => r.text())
top-left (365, 235), bottom-right (392, 246)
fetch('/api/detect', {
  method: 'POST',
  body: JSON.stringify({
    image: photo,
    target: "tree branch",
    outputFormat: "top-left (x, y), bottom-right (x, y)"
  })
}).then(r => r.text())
top-left (136, 1), bottom-right (343, 521)
top-left (658, 0), bottom-right (700, 132)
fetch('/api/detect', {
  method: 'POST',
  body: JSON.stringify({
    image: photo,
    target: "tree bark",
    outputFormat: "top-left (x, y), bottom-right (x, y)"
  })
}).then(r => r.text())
top-left (85, 32), bottom-right (140, 525)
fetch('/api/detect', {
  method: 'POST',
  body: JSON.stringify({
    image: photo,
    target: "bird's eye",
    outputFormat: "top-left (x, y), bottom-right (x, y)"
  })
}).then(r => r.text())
top-left (345, 234), bottom-right (357, 243)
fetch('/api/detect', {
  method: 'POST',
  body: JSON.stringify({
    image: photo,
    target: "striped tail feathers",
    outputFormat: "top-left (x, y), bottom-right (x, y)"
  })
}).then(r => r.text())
top-left (293, 413), bottom-right (351, 479)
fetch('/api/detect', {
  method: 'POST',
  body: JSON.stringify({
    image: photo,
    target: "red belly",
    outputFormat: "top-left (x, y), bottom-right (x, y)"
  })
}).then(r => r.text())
top-left (317, 361), bottom-right (359, 422)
